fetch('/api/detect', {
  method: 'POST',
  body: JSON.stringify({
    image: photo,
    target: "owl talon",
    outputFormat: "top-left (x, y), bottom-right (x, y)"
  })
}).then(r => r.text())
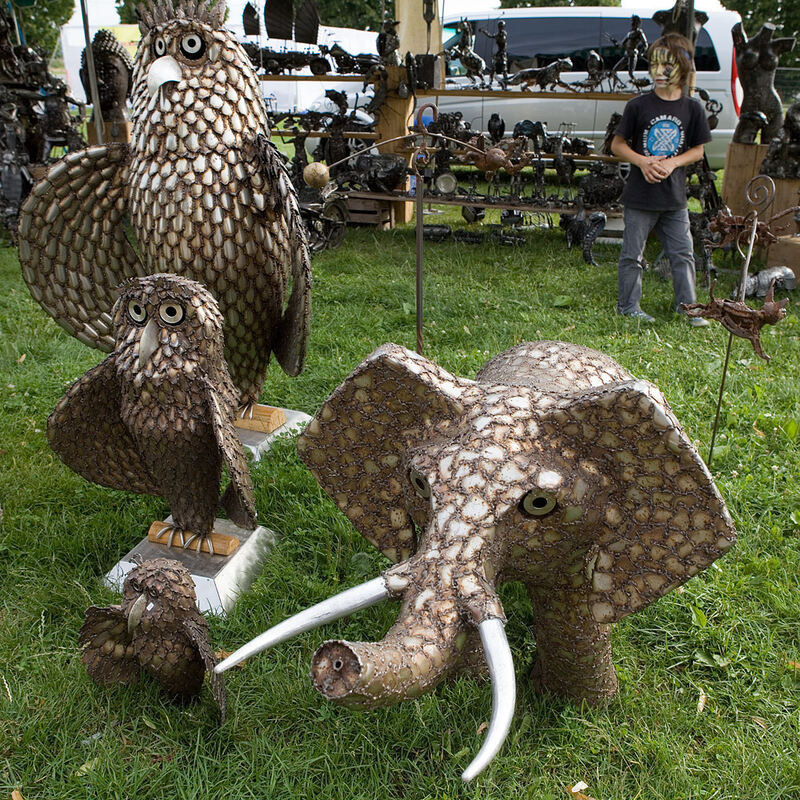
top-left (153, 523), bottom-right (172, 542)
top-left (183, 533), bottom-right (214, 555)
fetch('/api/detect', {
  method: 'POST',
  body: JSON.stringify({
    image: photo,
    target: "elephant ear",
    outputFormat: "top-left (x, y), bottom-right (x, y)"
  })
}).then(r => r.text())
top-left (297, 344), bottom-right (475, 563)
top-left (541, 379), bottom-right (736, 624)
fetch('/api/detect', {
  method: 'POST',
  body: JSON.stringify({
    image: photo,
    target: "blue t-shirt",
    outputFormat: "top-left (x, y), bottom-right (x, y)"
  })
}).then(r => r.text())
top-left (614, 91), bottom-right (712, 210)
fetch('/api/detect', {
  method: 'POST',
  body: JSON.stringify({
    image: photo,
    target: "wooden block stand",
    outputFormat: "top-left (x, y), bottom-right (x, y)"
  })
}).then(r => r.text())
top-left (767, 235), bottom-right (800, 278)
top-left (721, 142), bottom-right (770, 215)
top-left (345, 196), bottom-right (394, 228)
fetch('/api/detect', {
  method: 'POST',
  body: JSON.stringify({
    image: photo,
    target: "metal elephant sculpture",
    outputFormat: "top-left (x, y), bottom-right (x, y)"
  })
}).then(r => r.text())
top-left (218, 341), bottom-right (736, 780)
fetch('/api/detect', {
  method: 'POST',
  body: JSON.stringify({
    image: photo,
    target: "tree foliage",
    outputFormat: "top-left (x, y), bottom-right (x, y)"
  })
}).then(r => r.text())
top-left (316, 0), bottom-right (385, 31)
top-left (719, 0), bottom-right (800, 68)
top-left (116, 0), bottom-right (138, 25)
top-left (15, 0), bottom-right (75, 57)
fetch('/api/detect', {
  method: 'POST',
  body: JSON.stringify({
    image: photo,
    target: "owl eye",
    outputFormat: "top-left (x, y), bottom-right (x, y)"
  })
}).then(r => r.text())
top-left (127, 299), bottom-right (147, 324)
top-left (129, 578), bottom-right (141, 592)
top-left (153, 36), bottom-right (167, 57)
top-left (408, 467), bottom-right (431, 500)
top-left (520, 490), bottom-right (557, 517)
top-left (180, 33), bottom-right (206, 59)
top-left (159, 301), bottom-right (185, 325)
top-left (147, 586), bottom-right (159, 599)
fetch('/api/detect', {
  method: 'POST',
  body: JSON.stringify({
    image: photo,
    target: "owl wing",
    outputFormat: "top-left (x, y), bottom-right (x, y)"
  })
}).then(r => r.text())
top-left (17, 143), bottom-right (144, 352)
top-left (78, 605), bottom-right (140, 686)
top-left (255, 135), bottom-right (312, 377)
top-left (183, 615), bottom-right (227, 723)
top-left (202, 376), bottom-right (257, 531)
top-left (48, 355), bottom-right (161, 495)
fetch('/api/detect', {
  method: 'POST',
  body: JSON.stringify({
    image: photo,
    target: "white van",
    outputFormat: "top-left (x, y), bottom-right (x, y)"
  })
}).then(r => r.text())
top-left (440, 6), bottom-right (742, 168)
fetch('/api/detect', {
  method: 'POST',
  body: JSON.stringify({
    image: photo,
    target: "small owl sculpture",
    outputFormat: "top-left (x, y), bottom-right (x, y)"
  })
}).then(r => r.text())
top-left (18, 0), bottom-right (311, 407)
top-left (47, 273), bottom-right (256, 552)
top-left (79, 558), bottom-right (226, 720)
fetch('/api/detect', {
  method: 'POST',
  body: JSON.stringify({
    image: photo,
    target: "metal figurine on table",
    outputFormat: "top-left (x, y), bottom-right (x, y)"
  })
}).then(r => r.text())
top-left (481, 20), bottom-right (509, 88)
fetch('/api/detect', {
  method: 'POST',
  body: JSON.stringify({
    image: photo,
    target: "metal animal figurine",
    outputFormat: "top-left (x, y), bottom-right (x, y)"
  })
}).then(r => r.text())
top-left (456, 134), bottom-right (533, 180)
top-left (80, 29), bottom-right (133, 126)
top-left (560, 203), bottom-right (607, 265)
top-left (17, 0), bottom-right (312, 408)
top-left (79, 558), bottom-right (226, 720)
top-left (683, 280), bottom-right (788, 361)
top-left (732, 22), bottom-right (795, 144)
top-left (507, 58), bottom-right (573, 91)
top-left (448, 20), bottom-right (487, 86)
top-left (738, 265), bottom-right (796, 298)
top-left (47, 274), bottom-right (256, 553)
top-left (217, 341), bottom-right (736, 780)
top-left (376, 19), bottom-right (401, 67)
top-left (487, 112), bottom-right (505, 144)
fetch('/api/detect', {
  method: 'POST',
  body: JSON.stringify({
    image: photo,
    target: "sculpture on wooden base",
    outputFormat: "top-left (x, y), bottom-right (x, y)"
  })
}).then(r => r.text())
top-left (48, 274), bottom-right (256, 553)
top-left (217, 341), bottom-right (736, 780)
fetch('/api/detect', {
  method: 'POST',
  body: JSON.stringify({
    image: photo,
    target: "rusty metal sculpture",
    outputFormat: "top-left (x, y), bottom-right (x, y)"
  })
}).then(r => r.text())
top-left (17, 0), bottom-right (311, 408)
top-left (456, 134), bottom-right (534, 180)
top-left (47, 274), bottom-right (256, 553)
top-left (507, 57), bottom-right (573, 91)
top-left (79, 558), bottom-right (226, 720)
top-left (682, 280), bottom-right (788, 361)
top-left (80, 29), bottom-right (133, 127)
top-left (217, 341), bottom-right (736, 780)
top-left (761, 101), bottom-right (800, 179)
top-left (731, 22), bottom-right (795, 144)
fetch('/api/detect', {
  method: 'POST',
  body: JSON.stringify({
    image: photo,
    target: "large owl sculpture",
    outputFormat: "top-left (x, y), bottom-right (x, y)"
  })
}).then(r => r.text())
top-left (18, 0), bottom-right (311, 407)
top-left (48, 274), bottom-right (256, 553)
top-left (79, 558), bottom-right (226, 720)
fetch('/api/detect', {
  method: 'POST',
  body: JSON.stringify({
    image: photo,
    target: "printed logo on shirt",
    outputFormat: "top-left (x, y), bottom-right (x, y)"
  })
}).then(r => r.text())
top-left (642, 114), bottom-right (685, 157)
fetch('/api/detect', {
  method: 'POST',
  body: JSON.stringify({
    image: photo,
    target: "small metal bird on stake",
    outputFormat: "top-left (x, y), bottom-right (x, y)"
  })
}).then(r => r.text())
top-left (681, 176), bottom-right (787, 463)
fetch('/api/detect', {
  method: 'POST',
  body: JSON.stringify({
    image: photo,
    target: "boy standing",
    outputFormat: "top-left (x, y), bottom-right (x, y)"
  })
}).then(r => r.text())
top-left (611, 33), bottom-right (711, 325)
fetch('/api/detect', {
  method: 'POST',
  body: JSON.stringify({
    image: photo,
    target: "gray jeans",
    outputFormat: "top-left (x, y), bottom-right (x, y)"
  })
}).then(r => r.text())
top-left (617, 206), bottom-right (697, 315)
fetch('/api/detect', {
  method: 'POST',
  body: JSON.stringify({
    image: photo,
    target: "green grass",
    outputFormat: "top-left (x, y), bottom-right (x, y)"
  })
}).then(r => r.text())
top-left (1, 215), bottom-right (799, 800)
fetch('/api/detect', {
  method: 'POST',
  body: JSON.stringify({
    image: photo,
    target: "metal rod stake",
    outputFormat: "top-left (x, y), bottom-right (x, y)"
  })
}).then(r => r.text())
top-left (79, 0), bottom-right (104, 145)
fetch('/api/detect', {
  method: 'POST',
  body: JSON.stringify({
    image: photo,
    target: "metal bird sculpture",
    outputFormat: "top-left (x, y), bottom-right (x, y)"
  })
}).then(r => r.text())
top-left (18, 0), bottom-right (311, 408)
top-left (47, 274), bottom-right (256, 553)
top-left (79, 558), bottom-right (226, 720)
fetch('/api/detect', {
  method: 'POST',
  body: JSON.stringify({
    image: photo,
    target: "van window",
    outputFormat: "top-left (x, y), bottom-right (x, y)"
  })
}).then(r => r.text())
top-left (444, 15), bottom-right (720, 77)
top-left (600, 19), bottom-right (720, 72)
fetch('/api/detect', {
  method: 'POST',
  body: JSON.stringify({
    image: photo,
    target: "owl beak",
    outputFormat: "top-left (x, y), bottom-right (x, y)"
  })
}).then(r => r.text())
top-left (138, 318), bottom-right (159, 367)
top-left (147, 55), bottom-right (182, 97)
top-left (127, 593), bottom-right (147, 634)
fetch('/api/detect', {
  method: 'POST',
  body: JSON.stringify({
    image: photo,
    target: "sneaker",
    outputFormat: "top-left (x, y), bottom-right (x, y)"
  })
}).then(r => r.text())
top-left (685, 316), bottom-right (710, 327)
top-left (618, 310), bottom-right (656, 323)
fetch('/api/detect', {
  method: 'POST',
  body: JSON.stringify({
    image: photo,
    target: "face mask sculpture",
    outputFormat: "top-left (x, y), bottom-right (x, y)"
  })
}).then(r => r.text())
top-left (47, 274), bottom-right (256, 552)
top-left (17, 0), bottom-right (311, 407)
top-left (218, 341), bottom-right (736, 780)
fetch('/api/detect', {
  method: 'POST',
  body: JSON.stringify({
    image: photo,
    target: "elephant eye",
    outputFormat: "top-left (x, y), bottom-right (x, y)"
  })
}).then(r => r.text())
top-left (520, 490), bottom-right (557, 517)
top-left (408, 467), bottom-right (431, 499)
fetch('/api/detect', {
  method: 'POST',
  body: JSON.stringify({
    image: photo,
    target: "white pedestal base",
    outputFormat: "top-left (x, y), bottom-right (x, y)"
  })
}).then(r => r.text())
top-left (236, 407), bottom-right (311, 461)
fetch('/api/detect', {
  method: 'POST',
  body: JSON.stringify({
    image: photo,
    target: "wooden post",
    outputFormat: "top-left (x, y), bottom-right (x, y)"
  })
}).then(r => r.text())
top-left (721, 142), bottom-right (770, 214)
top-left (396, 0), bottom-right (442, 56)
top-left (373, 65), bottom-right (414, 224)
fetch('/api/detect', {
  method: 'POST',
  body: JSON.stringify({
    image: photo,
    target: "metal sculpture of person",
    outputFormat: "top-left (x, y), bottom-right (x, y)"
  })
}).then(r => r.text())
top-left (481, 20), bottom-right (509, 88)
top-left (80, 29), bottom-right (133, 126)
top-left (761, 101), bottom-right (800, 179)
top-left (376, 19), bottom-right (401, 67)
top-left (732, 22), bottom-right (796, 144)
top-left (610, 15), bottom-right (648, 85)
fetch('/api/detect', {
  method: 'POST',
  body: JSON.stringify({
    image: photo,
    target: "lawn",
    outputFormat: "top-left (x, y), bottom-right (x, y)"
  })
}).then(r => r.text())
top-left (1, 213), bottom-right (799, 800)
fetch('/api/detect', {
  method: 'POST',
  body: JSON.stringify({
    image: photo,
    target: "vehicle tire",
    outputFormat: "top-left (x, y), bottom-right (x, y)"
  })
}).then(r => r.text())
top-left (310, 58), bottom-right (329, 76)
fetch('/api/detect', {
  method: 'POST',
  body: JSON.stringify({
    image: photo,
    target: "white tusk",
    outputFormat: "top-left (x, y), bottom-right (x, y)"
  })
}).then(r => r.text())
top-left (138, 319), bottom-right (159, 367)
top-left (127, 593), bottom-right (147, 634)
top-left (215, 576), bottom-right (389, 673)
top-left (461, 617), bottom-right (516, 782)
top-left (147, 55), bottom-right (182, 97)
